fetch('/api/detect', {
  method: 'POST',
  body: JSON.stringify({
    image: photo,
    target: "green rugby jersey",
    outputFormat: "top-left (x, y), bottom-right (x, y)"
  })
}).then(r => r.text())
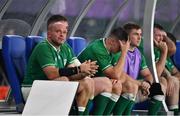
top-left (23, 40), bottom-right (76, 85)
top-left (78, 38), bottom-right (113, 77)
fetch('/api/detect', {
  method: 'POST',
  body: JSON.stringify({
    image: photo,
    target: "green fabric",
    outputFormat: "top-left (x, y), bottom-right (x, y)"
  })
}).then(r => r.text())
top-left (140, 55), bottom-right (148, 70)
top-left (138, 37), bottom-right (144, 54)
top-left (136, 38), bottom-right (146, 80)
top-left (113, 96), bottom-right (131, 115)
top-left (148, 98), bottom-right (162, 115)
top-left (90, 94), bottom-right (110, 115)
top-left (123, 100), bottom-right (135, 115)
top-left (78, 111), bottom-right (84, 115)
top-left (165, 57), bottom-right (175, 72)
top-left (23, 40), bottom-right (77, 85)
top-left (111, 52), bottom-right (121, 66)
top-left (170, 108), bottom-right (179, 115)
top-left (154, 47), bottom-right (161, 62)
top-left (103, 99), bottom-right (116, 115)
top-left (84, 99), bottom-right (93, 115)
top-left (154, 47), bottom-right (175, 72)
top-left (78, 38), bottom-right (113, 77)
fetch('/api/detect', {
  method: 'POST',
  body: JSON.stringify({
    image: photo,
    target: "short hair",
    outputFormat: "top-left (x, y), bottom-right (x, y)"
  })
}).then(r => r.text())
top-left (167, 32), bottom-right (176, 44)
top-left (47, 15), bottom-right (68, 28)
top-left (123, 22), bottom-right (141, 34)
top-left (110, 27), bottom-right (128, 42)
top-left (154, 23), bottom-right (164, 30)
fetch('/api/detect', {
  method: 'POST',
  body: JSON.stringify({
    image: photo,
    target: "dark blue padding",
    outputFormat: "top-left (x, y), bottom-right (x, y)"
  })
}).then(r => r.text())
top-left (2, 35), bottom-right (26, 112)
top-left (172, 41), bottom-right (180, 70)
top-left (67, 37), bottom-right (87, 56)
top-left (133, 100), bottom-right (149, 110)
top-left (25, 36), bottom-right (44, 61)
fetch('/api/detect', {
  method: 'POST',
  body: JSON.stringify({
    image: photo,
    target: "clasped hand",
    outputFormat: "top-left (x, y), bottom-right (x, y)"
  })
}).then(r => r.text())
top-left (140, 81), bottom-right (151, 96)
top-left (80, 60), bottom-right (98, 76)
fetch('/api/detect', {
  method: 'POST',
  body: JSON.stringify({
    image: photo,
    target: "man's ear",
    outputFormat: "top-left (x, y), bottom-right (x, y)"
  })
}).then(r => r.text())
top-left (47, 31), bottom-right (51, 38)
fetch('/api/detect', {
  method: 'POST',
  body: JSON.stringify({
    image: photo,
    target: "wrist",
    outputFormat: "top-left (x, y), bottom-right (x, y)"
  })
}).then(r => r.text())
top-left (121, 50), bottom-right (127, 55)
top-left (144, 80), bottom-right (152, 86)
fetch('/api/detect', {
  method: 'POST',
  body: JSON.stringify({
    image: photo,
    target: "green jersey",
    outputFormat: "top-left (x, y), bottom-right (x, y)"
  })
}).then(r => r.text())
top-left (165, 57), bottom-right (175, 72)
top-left (138, 38), bottom-right (144, 54)
top-left (154, 47), bottom-right (174, 72)
top-left (23, 40), bottom-right (76, 85)
top-left (78, 38), bottom-right (113, 77)
top-left (154, 47), bottom-right (161, 62)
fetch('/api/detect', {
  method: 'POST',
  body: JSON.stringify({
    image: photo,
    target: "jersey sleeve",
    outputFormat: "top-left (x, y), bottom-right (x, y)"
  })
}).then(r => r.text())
top-left (111, 52), bottom-right (121, 65)
top-left (140, 54), bottom-right (148, 70)
top-left (154, 47), bottom-right (160, 62)
top-left (92, 47), bottom-right (112, 71)
top-left (165, 57), bottom-right (175, 72)
top-left (65, 43), bottom-right (78, 65)
top-left (35, 45), bottom-right (56, 68)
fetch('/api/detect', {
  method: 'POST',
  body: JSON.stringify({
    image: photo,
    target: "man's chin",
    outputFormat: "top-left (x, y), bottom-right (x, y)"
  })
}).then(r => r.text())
top-left (58, 41), bottom-right (65, 45)
top-left (53, 42), bottom-right (63, 46)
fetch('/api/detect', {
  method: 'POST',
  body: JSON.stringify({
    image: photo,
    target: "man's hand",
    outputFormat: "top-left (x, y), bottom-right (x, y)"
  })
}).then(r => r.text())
top-left (154, 39), bottom-right (168, 54)
top-left (80, 60), bottom-right (98, 76)
top-left (140, 81), bottom-right (150, 96)
top-left (119, 39), bottom-right (130, 54)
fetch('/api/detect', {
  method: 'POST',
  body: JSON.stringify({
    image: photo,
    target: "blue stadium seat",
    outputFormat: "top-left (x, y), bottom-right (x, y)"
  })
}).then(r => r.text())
top-left (25, 36), bottom-right (44, 61)
top-left (2, 35), bottom-right (26, 112)
top-left (172, 40), bottom-right (180, 70)
top-left (67, 37), bottom-right (87, 56)
top-left (133, 100), bottom-right (149, 110)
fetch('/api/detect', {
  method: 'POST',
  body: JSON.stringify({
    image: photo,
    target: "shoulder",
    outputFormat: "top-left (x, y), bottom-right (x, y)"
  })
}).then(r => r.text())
top-left (129, 48), bottom-right (142, 58)
top-left (36, 41), bottom-right (50, 49)
top-left (92, 39), bottom-right (107, 53)
top-left (61, 42), bottom-right (72, 49)
top-left (33, 41), bottom-right (52, 54)
top-left (134, 48), bottom-right (141, 55)
top-left (61, 42), bottom-right (73, 53)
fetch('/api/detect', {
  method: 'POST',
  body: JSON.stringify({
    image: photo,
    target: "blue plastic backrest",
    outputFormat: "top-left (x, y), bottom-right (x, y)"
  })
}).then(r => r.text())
top-left (67, 37), bottom-right (87, 56)
top-left (172, 41), bottom-right (180, 70)
top-left (133, 100), bottom-right (149, 110)
top-left (2, 35), bottom-right (26, 111)
top-left (26, 36), bottom-right (44, 61)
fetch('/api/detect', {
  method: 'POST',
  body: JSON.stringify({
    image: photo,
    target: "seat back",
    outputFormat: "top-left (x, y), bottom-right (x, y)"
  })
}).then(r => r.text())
top-left (67, 37), bottom-right (87, 56)
top-left (2, 35), bottom-right (26, 112)
top-left (172, 40), bottom-right (180, 70)
top-left (133, 100), bottom-right (149, 110)
top-left (26, 36), bottom-right (44, 61)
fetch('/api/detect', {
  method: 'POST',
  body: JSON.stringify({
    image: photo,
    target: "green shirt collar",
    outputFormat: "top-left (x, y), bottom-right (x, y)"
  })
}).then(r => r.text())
top-left (46, 39), bottom-right (61, 52)
top-left (102, 38), bottom-right (110, 55)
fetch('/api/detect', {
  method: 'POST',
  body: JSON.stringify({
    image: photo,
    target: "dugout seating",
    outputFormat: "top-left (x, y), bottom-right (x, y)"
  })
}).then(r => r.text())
top-left (67, 37), bottom-right (87, 56)
top-left (25, 36), bottom-right (44, 61)
top-left (2, 35), bottom-right (26, 112)
top-left (1, 35), bottom-right (85, 114)
top-left (172, 40), bottom-right (180, 70)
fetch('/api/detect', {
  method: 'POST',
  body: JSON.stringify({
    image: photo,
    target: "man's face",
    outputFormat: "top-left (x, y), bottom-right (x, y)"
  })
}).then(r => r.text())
top-left (154, 27), bottom-right (163, 43)
top-left (129, 28), bottom-right (142, 47)
top-left (109, 36), bottom-right (121, 53)
top-left (47, 21), bottom-right (68, 47)
top-left (110, 37), bottom-right (126, 53)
